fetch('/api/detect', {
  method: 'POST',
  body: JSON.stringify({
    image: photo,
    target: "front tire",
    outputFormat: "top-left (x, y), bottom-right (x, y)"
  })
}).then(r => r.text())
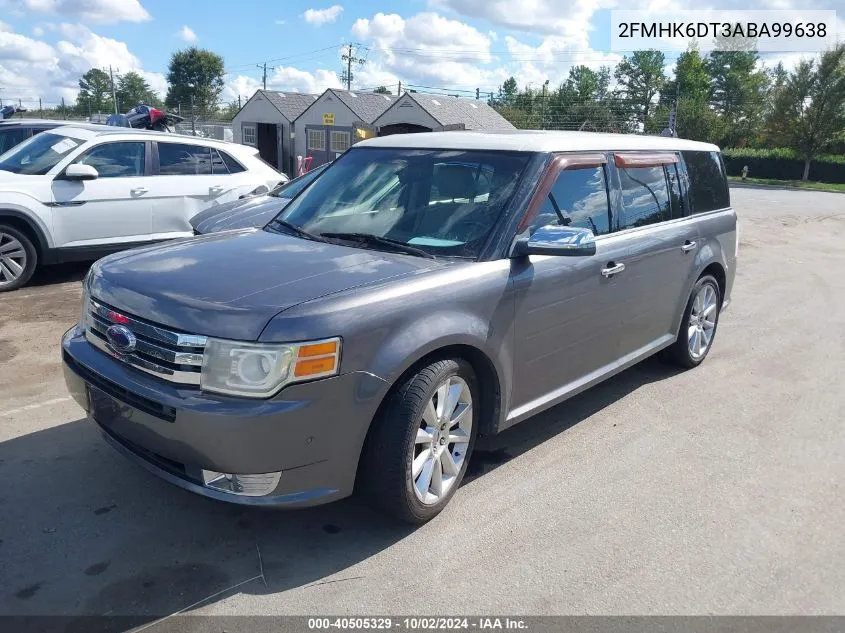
top-left (663, 274), bottom-right (721, 368)
top-left (359, 359), bottom-right (479, 524)
top-left (0, 225), bottom-right (37, 292)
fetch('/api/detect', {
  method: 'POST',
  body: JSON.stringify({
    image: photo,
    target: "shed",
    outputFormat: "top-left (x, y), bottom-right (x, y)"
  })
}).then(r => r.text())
top-left (293, 89), bottom-right (396, 168)
top-left (232, 90), bottom-right (318, 176)
top-left (373, 92), bottom-right (516, 136)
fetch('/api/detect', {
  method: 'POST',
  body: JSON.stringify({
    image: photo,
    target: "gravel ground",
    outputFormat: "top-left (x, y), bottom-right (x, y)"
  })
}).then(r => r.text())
top-left (1, 187), bottom-right (844, 625)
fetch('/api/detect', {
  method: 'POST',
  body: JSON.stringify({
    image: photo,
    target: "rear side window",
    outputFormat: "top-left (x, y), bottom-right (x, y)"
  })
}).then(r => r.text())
top-left (681, 150), bottom-right (730, 213)
top-left (219, 150), bottom-right (245, 174)
top-left (531, 166), bottom-right (611, 236)
top-left (158, 142), bottom-right (212, 175)
top-left (617, 166), bottom-right (671, 229)
top-left (0, 128), bottom-right (27, 154)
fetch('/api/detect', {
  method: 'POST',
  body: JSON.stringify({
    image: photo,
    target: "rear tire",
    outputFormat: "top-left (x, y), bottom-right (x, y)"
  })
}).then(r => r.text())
top-left (358, 358), bottom-right (479, 524)
top-left (0, 224), bottom-right (37, 292)
top-left (663, 274), bottom-right (721, 368)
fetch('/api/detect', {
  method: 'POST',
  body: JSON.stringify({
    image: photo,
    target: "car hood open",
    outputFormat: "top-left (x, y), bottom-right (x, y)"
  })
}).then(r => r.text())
top-left (89, 228), bottom-right (444, 341)
top-left (189, 194), bottom-right (291, 234)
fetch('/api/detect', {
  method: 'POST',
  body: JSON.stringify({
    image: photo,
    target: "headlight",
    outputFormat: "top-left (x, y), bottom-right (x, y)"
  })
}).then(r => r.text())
top-left (200, 337), bottom-right (341, 398)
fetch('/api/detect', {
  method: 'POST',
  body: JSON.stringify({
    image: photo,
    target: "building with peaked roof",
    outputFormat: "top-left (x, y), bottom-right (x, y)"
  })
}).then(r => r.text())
top-left (373, 92), bottom-right (516, 136)
top-left (293, 88), bottom-right (397, 169)
top-left (232, 89), bottom-right (319, 175)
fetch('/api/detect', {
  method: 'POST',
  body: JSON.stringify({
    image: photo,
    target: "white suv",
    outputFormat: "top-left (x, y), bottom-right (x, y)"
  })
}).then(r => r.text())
top-left (0, 125), bottom-right (286, 291)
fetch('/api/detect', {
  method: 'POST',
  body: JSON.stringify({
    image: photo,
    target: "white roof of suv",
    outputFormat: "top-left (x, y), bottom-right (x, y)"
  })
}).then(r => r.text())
top-left (358, 130), bottom-right (720, 153)
top-left (47, 125), bottom-right (258, 157)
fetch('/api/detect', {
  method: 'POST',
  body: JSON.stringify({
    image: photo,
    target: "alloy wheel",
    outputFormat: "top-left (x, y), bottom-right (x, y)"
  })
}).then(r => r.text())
top-left (0, 232), bottom-right (27, 288)
top-left (688, 283), bottom-right (718, 360)
top-left (410, 375), bottom-right (473, 505)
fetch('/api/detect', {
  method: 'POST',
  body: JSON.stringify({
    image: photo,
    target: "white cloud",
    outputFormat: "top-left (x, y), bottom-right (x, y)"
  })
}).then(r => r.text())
top-left (177, 25), bottom-right (197, 42)
top-left (268, 66), bottom-right (342, 93)
top-left (140, 70), bottom-right (167, 98)
top-left (302, 5), bottom-right (344, 26)
top-left (352, 12), bottom-right (499, 88)
top-left (0, 29), bottom-right (55, 61)
top-left (0, 22), bottom-right (165, 109)
top-left (275, 19), bottom-right (286, 25)
top-left (32, 25), bottom-right (45, 36)
top-left (223, 67), bottom-right (342, 103)
top-left (0, 20), bottom-right (11, 32)
top-left (222, 74), bottom-right (263, 102)
top-left (10, 0), bottom-right (151, 23)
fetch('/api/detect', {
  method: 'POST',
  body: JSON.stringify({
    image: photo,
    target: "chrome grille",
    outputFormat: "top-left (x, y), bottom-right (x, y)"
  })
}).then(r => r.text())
top-left (85, 298), bottom-right (207, 386)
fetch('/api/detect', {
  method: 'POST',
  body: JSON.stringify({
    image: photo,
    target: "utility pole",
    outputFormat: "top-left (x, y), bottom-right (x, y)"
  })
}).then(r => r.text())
top-left (257, 62), bottom-right (275, 90)
top-left (476, 87), bottom-right (480, 100)
top-left (39, 97), bottom-right (42, 113)
top-left (341, 43), bottom-right (365, 90)
top-left (108, 65), bottom-right (119, 114)
top-left (61, 97), bottom-right (66, 119)
top-left (397, 81), bottom-right (401, 95)
top-left (238, 95), bottom-right (242, 109)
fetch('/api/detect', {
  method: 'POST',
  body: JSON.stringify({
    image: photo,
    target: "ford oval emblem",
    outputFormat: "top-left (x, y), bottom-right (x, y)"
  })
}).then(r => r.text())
top-left (106, 324), bottom-right (137, 354)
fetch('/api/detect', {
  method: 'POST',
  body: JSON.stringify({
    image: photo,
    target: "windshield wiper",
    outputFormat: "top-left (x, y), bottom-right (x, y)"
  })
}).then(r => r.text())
top-left (266, 219), bottom-right (329, 243)
top-left (319, 232), bottom-right (436, 259)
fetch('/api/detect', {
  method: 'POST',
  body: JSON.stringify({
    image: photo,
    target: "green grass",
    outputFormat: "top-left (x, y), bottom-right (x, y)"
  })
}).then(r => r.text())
top-left (728, 176), bottom-right (845, 193)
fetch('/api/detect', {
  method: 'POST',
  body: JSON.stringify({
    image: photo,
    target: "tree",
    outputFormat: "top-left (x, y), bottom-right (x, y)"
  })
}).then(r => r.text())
top-left (767, 45), bottom-right (845, 180)
top-left (77, 68), bottom-right (114, 116)
top-left (116, 71), bottom-right (161, 111)
top-left (497, 76), bottom-right (518, 107)
top-left (614, 50), bottom-right (666, 131)
top-left (706, 34), bottom-right (769, 146)
top-left (165, 47), bottom-right (225, 116)
top-left (661, 46), bottom-right (721, 142)
top-left (372, 86), bottom-right (391, 94)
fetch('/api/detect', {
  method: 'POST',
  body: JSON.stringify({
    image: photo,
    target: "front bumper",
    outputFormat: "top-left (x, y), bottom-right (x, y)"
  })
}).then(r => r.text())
top-left (62, 326), bottom-right (387, 507)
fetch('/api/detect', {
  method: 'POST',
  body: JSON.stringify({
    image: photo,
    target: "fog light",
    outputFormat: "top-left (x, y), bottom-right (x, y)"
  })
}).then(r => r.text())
top-left (201, 470), bottom-right (282, 496)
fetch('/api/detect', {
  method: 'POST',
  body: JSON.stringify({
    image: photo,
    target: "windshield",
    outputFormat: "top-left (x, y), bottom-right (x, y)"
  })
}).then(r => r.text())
top-left (0, 132), bottom-right (86, 175)
top-left (276, 148), bottom-right (530, 258)
top-left (270, 164), bottom-right (326, 198)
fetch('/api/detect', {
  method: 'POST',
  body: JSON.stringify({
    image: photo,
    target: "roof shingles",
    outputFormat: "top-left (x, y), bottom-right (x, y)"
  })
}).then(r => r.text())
top-left (329, 89), bottom-right (397, 124)
top-left (406, 93), bottom-right (516, 131)
top-left (261, 90), bottom-right (319, 122)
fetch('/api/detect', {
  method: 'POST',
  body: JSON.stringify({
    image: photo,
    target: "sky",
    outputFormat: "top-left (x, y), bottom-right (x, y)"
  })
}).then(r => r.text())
top-left (0, 0), bottom-right (841, 110)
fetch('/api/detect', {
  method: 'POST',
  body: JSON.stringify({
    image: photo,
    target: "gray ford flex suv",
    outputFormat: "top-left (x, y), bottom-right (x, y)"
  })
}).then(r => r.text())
top-left (62, 131), bottom-right (737, 523)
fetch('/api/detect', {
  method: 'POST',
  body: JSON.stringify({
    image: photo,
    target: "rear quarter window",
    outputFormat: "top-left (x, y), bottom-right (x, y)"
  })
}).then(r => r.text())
top-left (219, 150), bottom-right (245, 174)
top-left (682, 150), bottom-right (730, 213)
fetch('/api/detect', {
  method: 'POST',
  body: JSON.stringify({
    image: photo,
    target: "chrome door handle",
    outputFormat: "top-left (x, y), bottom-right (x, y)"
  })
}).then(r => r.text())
top-left (131, 187), bottom-right (148, 194)
top-left (601, 262), bottom-right (626, 277)
top-left (681, 240), bottom-right (697, 252)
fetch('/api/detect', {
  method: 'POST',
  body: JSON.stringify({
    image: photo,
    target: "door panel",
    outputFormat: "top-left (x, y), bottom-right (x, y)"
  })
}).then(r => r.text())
top-left (612, 221), bottom-right (700, 355)
top-left (50, 141), bottom-right (151, 248)
top-left (510, 237), bottom-right (631, 414)
top-left (611, 155), bottom-right (700, 355)
top-left (149, 142), bottom-right (240, 239)
top-left (509, 156), bottom-right (630, 417)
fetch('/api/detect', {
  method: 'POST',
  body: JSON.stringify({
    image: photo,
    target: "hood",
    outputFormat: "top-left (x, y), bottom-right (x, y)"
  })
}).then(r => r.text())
top-left (190, 194), bottom-right (290, 234)
top-left (89, 229), bottom-right (443, 341)
top-left (0, 170), bottom-right (35, 187)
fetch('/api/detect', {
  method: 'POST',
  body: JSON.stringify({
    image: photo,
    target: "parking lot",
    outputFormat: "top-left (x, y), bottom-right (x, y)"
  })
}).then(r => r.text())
top-left (1, 186), bottom-right (844, 622)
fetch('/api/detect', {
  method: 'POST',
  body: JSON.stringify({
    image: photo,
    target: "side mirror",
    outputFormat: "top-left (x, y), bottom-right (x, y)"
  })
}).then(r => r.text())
top-left (64, 164), bottom-right (99, 181)
top-left (513, 224), bottom-right (597, 257)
